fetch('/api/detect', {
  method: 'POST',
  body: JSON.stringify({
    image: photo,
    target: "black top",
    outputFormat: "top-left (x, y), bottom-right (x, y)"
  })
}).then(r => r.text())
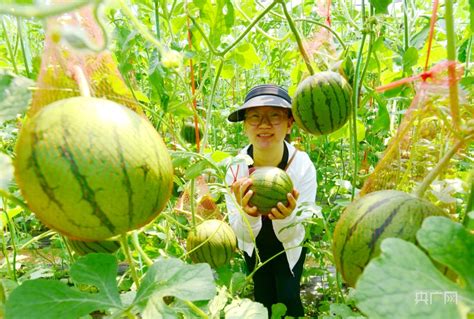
top-left (247, 143), bottom-right (289, 170)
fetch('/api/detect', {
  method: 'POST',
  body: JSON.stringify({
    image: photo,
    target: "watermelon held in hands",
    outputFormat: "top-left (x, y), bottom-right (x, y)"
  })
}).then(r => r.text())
top-left (332, 190), bottom-right (447, 287)
top-left (247, 167), bottom-right (294, 215)
top-left (292, 71), bottom-right (352, 136)
top-left (186, 219), bottom-right (237, 269)
top-left (14, 96), bottom-right (174, 241)
top-left (67, 238), bottom-right (120, 256)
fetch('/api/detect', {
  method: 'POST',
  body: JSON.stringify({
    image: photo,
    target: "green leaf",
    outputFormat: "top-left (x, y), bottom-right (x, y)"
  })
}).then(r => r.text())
top-left (5, 254), bottom-right (122, 319)
top-left (470, 0), bottom-right (474, 31)
top-left (0, 153), bottom-right (13, 191)
top-left (410, 25), bottom-right (430, 51)
top-left (224, 298), bottom-right (268, 318)
top-left (369, 0), bottom-right (393, 14)
top-left (210, 150), bottom-right (231, 163)
top-left (209, 286), bottom-right (230, 318)
top-left (184, 159), bottom-right (212, 179)
top-left (328, 303), bottom-right (365, 318)
top-left (231, 43), bottom-right (261, 70)
top-left (229, 272), bottom-right (247, 295)
top-left (142, 298), bottom-right (178, 319)
top-left (134, 257), bottom-right (216, 312)
top-left (372, 94), bottom-right (390, 133)
top-left (0, 279), bottom-right (17, 318)
top-left (70, 253), bottom-right (122, 307)
top-left (354, 238), bottom-right (472, 319)
top-left (271, 303), bottom-right (286, 318)
top-left (417, 217), bottom-right (474, 290)
top-left (328, 119), bottom-right (365, 142)
top-left (0, 207), bottom-right (22, 230)
top-left (5, 280), bottom-right (109, 319)
top-left (403, 47), bottom-right (418, 71)
top-left (0, 71), bottom-right (34, 123)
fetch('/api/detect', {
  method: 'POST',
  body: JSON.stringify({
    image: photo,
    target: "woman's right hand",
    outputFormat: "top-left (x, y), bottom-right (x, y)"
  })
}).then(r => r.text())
top-left (231, 178), bottom-right (259, 217)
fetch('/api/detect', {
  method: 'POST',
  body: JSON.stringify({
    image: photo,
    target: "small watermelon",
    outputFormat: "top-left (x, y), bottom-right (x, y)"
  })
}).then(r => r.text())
top-left (186, 219), bottom-right (237, 269)
top-left (332, 190), bottom-right (447, 287)
top-left (292, 71), bottom-right (352, 136)
top-left (14, 97), bottom-right (174, 241)
top-left (180, 122), bottom-right (202, 144)
top-left (248, 167), bottom-right (293, 215)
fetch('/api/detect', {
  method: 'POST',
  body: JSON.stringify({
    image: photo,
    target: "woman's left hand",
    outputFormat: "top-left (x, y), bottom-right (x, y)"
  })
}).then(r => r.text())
top-left (268, 189), bottom-right (299, 220)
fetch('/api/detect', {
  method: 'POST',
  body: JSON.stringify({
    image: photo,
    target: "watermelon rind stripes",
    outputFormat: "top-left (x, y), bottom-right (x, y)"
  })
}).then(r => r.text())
top-left (332, 190), bottom-right (447, 287)
top-left (187, 219), bottom-right (237, 269)
top-left (248, 167), bottom-right (294, 214)
top-left (292, 71), bottom-right (353, 136)
top-left (14, 97), bottom-right (174, 241)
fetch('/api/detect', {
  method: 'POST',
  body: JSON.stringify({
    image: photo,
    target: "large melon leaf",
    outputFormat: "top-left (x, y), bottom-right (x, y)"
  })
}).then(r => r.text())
top-left (136, 257), bottom-right (216, 318)
top-left (5, 254), bottom-right (122, 319)
top-left (0, 71), bottom-right (34, 124)
top-left (354, 217), bottom-right (474, 319)
top-left (5, 254), bottom-right (217, 319)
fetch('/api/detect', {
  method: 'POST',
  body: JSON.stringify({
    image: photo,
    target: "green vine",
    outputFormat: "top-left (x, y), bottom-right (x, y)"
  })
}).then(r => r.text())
top-left (444, 0), bottom-right (460, 131)
top-left (0, 0), bottom-right (94, 19)
top-left (279, 1), bottom-right (314, 75)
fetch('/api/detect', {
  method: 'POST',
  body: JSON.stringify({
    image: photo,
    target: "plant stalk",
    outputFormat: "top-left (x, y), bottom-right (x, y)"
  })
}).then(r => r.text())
top-left (403, 0), bottom-right (409, 52)
top-left (0, 0), bottom-right (94, 19)
top-left (131, 231), bottom-right (153, 267)
top-left (413, 138), bottom-right (466, 198)
top-left (16, 17), bottom-right (31, 77)
top-left (350, 32), bottom-right (367, 199)
top-left (1, 17), bottom-right (19, 73)
top-left (444, 0), bottom-right (460, 131)
top-left (184, 300), bottom-right (208, 318)
top-left (294, 18), bottom-right (347, 51)
top-left (280, 1), bottom-right (314, 75)
top-left (220, 0), bottom-right (278, 56)
top-left (118, 0), bottom-right (164, 52)
top-left (120, 233), bottom-right (141, 288)
top-left (72, 65), bottom-right (91, 97)
top-left (200, 58), bottom-right (223, 151)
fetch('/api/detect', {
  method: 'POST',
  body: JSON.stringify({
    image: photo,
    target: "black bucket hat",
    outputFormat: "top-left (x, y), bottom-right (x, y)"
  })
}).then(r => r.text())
top-left (227, 84), bottom-right (292, 122)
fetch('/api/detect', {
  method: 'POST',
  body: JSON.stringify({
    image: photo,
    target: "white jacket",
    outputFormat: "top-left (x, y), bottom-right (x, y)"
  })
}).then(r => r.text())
top-left (225, 141), bottom-right (317, 272)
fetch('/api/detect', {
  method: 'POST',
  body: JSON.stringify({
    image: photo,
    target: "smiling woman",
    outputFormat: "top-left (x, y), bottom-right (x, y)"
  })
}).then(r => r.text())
top-left (225, 84), bottom-right (317, 317)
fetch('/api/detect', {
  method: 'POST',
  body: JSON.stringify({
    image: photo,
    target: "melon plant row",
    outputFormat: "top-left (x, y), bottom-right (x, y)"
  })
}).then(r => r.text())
top-left (292, 71), bottom-right (352, 136)
top-left (14, 97), bottom-right (174, 241)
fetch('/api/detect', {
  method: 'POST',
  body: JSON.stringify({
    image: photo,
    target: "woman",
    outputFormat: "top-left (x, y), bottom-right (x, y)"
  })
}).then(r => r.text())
top-left (225, 84), bottom-right (317, 317)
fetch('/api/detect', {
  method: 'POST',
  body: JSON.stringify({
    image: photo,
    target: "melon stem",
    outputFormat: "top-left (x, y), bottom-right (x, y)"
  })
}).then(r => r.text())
top-left (120, 233), bottom-right (140, 288)
top-left (131, 231), bottom-right (153, 267)
top-left (413, 137), bottom-right (467, 198)
top-left (279, 0), bottom-right (315, 75)
top-left (72, 65), bottom-right (91, 97)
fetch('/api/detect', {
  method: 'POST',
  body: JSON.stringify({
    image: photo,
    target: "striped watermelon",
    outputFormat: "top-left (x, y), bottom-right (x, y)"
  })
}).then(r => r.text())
top-left (180, 122), bottom-right (202, 144)
top-left (14, 97), bottom-right (174, 241)
top-left (186, 219), bottom-right (237, 269)
top-left (332, 190), bottom-right (447, 287)
top-left (67, 238), bottom-right (120, 256)
top-left (248, 167), bottom-right (293, 215)
top-left (292, 71), bottom-right (352, 135)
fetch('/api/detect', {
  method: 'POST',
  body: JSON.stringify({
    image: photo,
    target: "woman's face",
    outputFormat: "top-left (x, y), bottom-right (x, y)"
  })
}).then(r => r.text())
top-left (243, 106), bottom-right (293, 150)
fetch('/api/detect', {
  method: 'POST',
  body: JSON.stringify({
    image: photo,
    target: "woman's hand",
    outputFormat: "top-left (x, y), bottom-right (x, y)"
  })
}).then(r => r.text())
top-left (231, 178), bottom-right (259, 217)
top-left (268, 189), bottom-right (299, 220)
